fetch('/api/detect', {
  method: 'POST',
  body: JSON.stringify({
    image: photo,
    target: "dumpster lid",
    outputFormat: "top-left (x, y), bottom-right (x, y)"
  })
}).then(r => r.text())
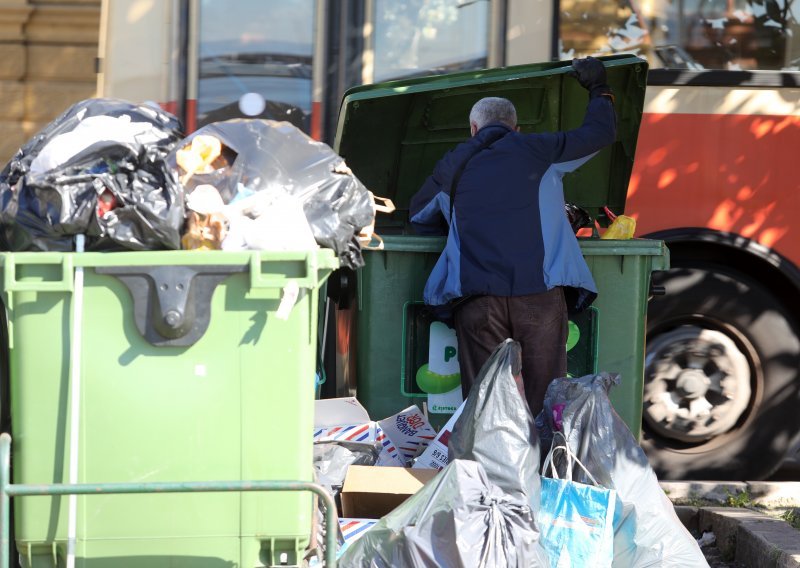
top-left (333, 55), bottom-right (647, 232)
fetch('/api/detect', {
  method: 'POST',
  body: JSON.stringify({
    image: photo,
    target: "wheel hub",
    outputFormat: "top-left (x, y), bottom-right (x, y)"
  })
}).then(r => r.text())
top-left (675, 368), bottom-right (710, 399)
top-left (644, 326), bottom-right (752, 443)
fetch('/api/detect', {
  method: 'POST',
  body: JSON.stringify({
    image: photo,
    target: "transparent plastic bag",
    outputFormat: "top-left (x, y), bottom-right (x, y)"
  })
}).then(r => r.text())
top-left (168, 120), bottom-right (374, 268)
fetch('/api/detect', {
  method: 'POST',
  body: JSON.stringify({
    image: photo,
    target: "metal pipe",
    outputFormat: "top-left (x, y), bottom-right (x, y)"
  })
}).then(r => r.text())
top-left (66, 234), bottom-right (85, 568)
top-left (1, 433), bottom-right (338, 567)
top-left (1, 434), bottom-right (10, 568)
top-left (488, 0), bottom-right (508, 67)
top-left (312, 0), bottom-right (328, 140)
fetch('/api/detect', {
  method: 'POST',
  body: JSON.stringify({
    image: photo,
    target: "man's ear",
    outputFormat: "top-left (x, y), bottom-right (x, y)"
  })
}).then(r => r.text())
top-left (515, 125), bottom-right (521, 132)
top-left (470, 122), bottom-right (478, 136)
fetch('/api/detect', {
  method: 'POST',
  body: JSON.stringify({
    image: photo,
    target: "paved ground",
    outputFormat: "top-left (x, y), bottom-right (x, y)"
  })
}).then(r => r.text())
top-left (669, 482), bottom-right (800, 567)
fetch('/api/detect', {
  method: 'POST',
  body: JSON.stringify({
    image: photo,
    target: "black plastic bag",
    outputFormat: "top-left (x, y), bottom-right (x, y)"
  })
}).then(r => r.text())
top-left (0, 98), bottom-right (184, 251)
top-left (565, 202), bottom-right (591, 233)
top-left (168, 119), bottom-right (374, 269)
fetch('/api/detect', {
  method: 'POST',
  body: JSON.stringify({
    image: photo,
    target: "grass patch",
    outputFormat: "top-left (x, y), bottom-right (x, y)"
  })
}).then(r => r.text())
top-left (725, 489), bottom-right (754, 508)
top-left (780, 509), bottom-right (800, 530)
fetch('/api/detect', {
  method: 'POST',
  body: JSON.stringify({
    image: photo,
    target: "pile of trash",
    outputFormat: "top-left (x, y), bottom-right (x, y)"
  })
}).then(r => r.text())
top-left (0, 98), bottom-right (374, 268)
top-left (311, 340), bottom-right (709, 567)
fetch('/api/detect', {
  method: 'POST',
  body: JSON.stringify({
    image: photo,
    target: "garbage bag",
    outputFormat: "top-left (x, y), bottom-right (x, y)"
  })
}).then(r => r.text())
top-left (537, 373), bottom-right (708, 567)
top-left (314, 441), bottom-right (379, 502)
top-left (0, 98), bottom-right (184, 251)
top-left (313, 441), bottom-right (379, 558)
top-left (339, 459), bottom-right (549, 567)
top-left (565, 202), bottom-right (591, 233)
top-left (448, 339), bottom-right (542, 514)
top-left (168, 120), bottom-right (374, 268)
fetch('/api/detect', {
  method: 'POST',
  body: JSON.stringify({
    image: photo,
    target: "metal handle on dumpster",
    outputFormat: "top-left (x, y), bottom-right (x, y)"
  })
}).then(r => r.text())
top-left (0, 433), bottom-right (338, 568)
top-left (650, 284), bottom-right (666, 296)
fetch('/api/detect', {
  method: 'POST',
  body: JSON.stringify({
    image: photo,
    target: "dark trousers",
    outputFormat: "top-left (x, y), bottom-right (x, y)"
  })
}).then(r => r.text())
top-left (453, 287), bottom-right (568, 417)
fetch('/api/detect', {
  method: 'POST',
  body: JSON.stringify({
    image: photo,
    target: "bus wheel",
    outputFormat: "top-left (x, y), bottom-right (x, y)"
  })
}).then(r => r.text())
top-left (640, 264), bottom-right (800, 480)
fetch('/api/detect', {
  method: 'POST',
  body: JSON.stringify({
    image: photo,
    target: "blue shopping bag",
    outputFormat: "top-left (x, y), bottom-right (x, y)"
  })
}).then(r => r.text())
top-left (538, 436), bottom-right (616, 568)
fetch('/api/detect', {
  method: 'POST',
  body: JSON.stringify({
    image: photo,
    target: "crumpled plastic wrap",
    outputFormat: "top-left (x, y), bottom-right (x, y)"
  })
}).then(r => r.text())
top-left (168, 119), bottom-right (374, 268)
top-left (0, 98), bottom-right (184, 251)
top-left (448, 339), bottom-right (543, 515)
top-left (314, 441), bottom-right (379, 502)
top-left (338, 459), bottom-right (549, 567)
top-left (536, 373), bottom-right (709, 567)
top-left (313, 441), bottom-right (380, 557)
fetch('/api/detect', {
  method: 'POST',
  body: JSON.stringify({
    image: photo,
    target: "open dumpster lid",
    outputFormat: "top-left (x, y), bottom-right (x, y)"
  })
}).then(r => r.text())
top-left (333, 54), bottom-right (647, 232)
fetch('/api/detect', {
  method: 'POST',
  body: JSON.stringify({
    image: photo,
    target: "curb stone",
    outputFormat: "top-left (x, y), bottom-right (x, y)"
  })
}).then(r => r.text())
top-left (664, 480), bottom-right (800, 566)
top-left (661, 481), bottom-right (800, 508)
top-left (675, 506), bottom-right (800, 567)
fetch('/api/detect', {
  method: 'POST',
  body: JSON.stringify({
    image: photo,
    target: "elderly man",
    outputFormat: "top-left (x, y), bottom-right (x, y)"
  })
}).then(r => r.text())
top-left (409, 57), bottom-right (616, 415)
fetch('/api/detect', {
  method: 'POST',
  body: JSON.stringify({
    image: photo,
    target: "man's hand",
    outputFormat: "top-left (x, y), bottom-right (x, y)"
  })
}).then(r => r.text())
top-left (569, 56), bottom-right (613, 100)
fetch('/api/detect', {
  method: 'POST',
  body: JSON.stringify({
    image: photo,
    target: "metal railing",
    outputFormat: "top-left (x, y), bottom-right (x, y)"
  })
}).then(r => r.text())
top-left (0, 433), bottom-right (337, 568)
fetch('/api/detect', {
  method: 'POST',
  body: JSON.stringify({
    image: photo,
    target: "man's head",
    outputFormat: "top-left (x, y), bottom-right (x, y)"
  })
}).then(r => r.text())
top-left (469, 97), bottom-right (517, 136)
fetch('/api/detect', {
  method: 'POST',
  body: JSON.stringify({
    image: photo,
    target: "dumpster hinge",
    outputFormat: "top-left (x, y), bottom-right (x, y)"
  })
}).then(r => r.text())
top-left (96, 264), bottom-right (247, 347)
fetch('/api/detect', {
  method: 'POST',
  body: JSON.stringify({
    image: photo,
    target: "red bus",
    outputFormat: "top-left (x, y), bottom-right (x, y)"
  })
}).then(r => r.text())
top-left (98, 0), bottom-right (800, 479)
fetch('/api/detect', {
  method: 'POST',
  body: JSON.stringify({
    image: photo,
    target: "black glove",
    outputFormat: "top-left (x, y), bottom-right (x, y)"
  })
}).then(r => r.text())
top-left (569, 56), bottom-right (613, 99)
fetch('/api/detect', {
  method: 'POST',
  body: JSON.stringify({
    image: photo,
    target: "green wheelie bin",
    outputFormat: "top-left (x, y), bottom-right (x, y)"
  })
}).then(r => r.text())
top-left (333, 54), bottom-right (669, 433)
top-left (0, 249), bottom-right (337, 567)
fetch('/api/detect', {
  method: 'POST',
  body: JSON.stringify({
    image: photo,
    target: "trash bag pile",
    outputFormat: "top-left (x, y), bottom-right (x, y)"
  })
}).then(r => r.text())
top-left (310, 340), bottom-right (709, 568)
top-left (537, 372), bottom-right (707, 567)
top-left (0, 98), bottom-right (374, 268)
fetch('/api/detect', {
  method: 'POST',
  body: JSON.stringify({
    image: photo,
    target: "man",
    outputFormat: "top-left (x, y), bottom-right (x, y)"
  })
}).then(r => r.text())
top-left (409, 57), bottom-right (616, 416)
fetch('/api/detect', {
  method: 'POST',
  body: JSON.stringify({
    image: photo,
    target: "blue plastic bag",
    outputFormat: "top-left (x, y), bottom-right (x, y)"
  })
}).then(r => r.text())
top-left (538, 437), bottom-right (616, 567)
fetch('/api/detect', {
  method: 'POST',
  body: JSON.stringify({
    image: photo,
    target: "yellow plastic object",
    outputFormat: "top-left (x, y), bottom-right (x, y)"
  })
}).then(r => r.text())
top-left (602, 214), bottom-right (636, 240)
top-left (176, 135), bottom-right (222, 184)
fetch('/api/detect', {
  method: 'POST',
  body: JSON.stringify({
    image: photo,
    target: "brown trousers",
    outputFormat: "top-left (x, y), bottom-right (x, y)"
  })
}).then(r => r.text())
top-left (453, 287), bottom-right (568, 417)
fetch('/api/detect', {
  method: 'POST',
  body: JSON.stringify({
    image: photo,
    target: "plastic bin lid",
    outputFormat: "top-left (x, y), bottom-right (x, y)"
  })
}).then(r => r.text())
top-left (333, 54), bottom-right (647, 231)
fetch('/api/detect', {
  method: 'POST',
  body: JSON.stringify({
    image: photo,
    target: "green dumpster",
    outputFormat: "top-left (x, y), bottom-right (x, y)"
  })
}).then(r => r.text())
top-left (0, 249), bottom-right (337, 567)
top-left (334, 54), bottom-right (668, 434)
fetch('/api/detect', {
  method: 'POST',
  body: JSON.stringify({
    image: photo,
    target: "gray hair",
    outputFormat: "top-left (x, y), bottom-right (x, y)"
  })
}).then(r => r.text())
top-left (469, 97), bottom-right (517, 131)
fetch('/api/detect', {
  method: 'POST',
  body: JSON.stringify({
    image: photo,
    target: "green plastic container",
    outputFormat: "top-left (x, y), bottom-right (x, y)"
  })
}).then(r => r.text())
top-left (0, 249), bottom-right (337, 567)
top-left (334, 55), bottom-right (669, 434)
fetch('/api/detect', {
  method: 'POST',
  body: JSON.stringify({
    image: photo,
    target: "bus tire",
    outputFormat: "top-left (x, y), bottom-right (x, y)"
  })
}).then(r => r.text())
top-left (641, 263), bottom-right (800, 480)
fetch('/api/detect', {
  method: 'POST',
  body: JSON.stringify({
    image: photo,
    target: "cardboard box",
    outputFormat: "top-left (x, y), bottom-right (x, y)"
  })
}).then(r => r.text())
top-left (377, 405), bottom-right (436, 465)
top-left (339, 518), bottom-right (378, 547)
top-left (314, 397), bottom-right (404, 466)
top-left (412, 401), bottom-right (466, 470)
top-left (314, 397), bottom-right (377, 443)
top-left (340, 465), bottom-right (438, 519)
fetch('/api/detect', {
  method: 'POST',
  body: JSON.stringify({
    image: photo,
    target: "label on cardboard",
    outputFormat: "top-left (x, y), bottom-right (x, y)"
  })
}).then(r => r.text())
top-left (377, 405), bottom-right (436, 465)
top-left (412, 401), bottom-right (466, 470)
top-left (339, 518), bottom-right (378, 544)
top-left (375, 426), bottom-right (405, 466)
top-left (313, 424), bottom-right (374, 444)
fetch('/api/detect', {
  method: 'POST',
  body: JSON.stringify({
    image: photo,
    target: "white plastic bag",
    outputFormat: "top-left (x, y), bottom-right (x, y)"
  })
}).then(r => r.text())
top-left (537, 374), bottom-right (709, 567)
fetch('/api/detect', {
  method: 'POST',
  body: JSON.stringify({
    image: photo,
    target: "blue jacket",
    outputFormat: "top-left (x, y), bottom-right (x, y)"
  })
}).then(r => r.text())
top-left (409, 96), bottom-right (616, 312)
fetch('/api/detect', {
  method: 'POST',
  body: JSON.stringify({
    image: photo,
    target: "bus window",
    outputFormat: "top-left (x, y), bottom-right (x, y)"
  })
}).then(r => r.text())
top-left (197, 0), bottom-right (313, 131)
top-left (371, 0), bottom-right (490, 82)
top-left (560, 0), bottom-right (800, 70)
